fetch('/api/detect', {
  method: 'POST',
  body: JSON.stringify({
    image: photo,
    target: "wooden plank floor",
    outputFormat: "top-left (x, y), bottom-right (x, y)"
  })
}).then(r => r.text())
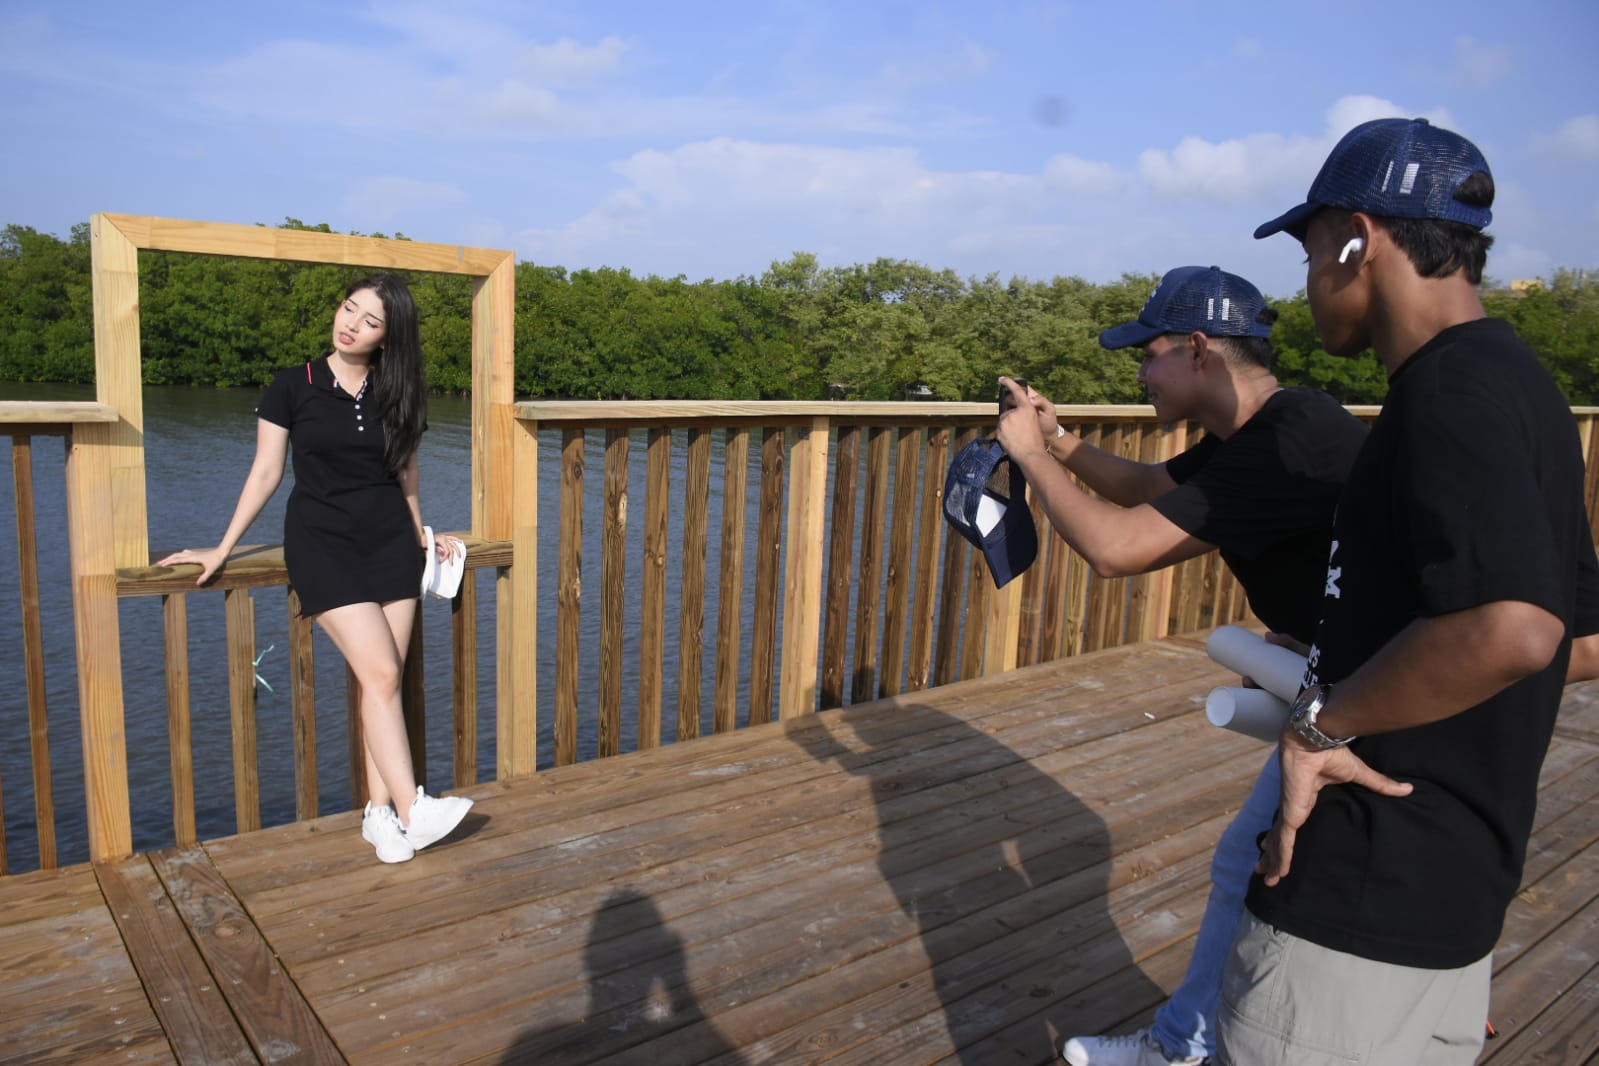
top-left (3, 635), bottom-right (1597, 1065)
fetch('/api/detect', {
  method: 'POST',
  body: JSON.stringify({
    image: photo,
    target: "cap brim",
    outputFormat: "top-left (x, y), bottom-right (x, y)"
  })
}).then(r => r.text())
top-left (1254, 201), bottom-right (1320, 240)
top-left (1098, 320), bottom-right (1164, 350)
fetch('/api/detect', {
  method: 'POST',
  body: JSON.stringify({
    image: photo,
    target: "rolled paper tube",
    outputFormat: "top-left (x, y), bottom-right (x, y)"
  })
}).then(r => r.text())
top-left (1205, 625), bottom-right (1308, 703)
top-left (1206, 686), bottom-right (1291, 743)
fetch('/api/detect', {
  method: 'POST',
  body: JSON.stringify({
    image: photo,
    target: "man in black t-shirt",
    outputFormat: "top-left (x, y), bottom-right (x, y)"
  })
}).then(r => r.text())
top-left (997, 265), bottom-right (1373, 1066)
top-left (1222, 117), bottom-right (1599, 1066)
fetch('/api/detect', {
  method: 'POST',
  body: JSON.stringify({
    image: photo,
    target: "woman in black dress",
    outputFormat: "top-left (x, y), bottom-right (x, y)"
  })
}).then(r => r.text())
top-left (160, 275), bottom-right (473, 863)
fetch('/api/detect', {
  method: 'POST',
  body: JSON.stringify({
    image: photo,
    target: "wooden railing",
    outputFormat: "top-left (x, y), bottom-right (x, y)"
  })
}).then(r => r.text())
top-left (508, 401), bottom-right (1264, 771)
top-left (6, 401), bottom-right (1599, 873)
top-left (2, 402), bottom-right (120, 873)
top-left (113, 539), bottom-right (512, 840)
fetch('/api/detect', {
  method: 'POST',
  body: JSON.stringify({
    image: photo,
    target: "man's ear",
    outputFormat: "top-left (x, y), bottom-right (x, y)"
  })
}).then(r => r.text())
top-left (1347, 212), bottom-right (1379, 265)
top-left (1189, 331), bottom-right (1210, 367)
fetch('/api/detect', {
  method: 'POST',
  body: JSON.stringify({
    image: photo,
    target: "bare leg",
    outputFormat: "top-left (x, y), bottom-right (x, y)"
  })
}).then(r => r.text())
top-left (317, 598), bottom-right (422, 822)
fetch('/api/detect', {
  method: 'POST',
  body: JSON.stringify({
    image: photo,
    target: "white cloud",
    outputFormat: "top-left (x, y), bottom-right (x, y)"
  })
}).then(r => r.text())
top-left (1135, 96), bottom-right (1453, 203)
top-left (516, 138), bottom-right (1062, 277)
top-left (1137, 131), bottom-right (1312, 202)
top-left (1043, 154), bottom-right (1119, 196)
top-left (1532, 115), bottom-right (1599, 160)
top-left (511, 97), bottom-right (1497, 289)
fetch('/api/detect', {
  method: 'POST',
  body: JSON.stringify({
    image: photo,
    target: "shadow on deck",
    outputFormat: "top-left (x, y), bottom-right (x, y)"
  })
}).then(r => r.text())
top-left (4, 635), bottom-right (1597, 1064)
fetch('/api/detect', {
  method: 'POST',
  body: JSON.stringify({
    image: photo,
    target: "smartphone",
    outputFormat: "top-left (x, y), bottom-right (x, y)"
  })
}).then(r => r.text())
top-left (999, 377), bottom-right (1028, 412)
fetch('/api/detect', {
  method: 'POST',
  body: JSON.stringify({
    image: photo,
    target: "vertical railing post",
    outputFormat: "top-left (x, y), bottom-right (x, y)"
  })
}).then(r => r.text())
top-left (556, 428), bottom-right (585, 765)
top-left (225, 588), bottom-right (260, 834)
top-left (505, 417), bottom-right (539, 777)
top-left (162, 592), bottom-right (196, 847)
top-left (63, 422), bottom-right (132, 861)
top-left (288, 590), bottom-right (318, 820)
top-left (639, 428), bottom-right (671, 747)
top-left (12, 435), bottom-right (57, 868)
top-left (779, 416), bottom-right (830, 719)
top-left (712, 428), bottom-right (750, 733)
top-left (599, 429), bottom-right (629, 757)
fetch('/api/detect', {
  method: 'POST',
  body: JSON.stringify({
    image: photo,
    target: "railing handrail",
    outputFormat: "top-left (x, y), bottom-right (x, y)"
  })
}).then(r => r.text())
top-left (514, 399), bottom-right (1393, 425)
top-left (0, 401), bottom-right (121, 426)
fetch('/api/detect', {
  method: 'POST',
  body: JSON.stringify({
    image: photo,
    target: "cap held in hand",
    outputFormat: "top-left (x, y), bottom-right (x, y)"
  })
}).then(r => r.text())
top-left (942, 439), bottom-right (1038, 588)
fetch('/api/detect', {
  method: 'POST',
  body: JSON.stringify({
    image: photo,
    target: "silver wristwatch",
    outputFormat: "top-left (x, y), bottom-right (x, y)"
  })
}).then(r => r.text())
top-left (1288, 683), bottom-right (1352, 750)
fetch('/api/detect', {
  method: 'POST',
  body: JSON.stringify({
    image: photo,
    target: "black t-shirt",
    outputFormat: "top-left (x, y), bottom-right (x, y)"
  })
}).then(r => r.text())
top-left (1247, 318), bottom-right (1599, 969)
top-left (1153, 388), bottom-right (1369, 644)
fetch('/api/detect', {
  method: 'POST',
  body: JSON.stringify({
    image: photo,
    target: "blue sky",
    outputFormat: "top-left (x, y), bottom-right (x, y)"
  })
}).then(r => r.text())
top-left (3, 1), bottom-right (1596, 297)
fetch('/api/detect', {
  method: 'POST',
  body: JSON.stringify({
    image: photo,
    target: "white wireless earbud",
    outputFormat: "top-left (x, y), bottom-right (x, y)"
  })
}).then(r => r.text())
top-left (1338, 237), bottom-right (1365, 264)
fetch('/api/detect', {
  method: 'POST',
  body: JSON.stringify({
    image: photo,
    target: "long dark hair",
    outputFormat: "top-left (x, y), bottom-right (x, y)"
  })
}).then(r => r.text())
top-left (347, 274), bottom-right (426, 475)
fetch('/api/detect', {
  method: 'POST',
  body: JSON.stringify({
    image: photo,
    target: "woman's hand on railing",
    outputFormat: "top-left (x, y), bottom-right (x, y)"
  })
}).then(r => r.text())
top-left (433, 533), bottom-right (465, 563)
top-left (156, 546), bottom-right (230, 586)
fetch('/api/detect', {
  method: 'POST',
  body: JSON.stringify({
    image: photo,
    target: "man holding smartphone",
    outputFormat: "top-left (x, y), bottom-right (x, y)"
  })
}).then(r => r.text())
top-left (996, 264), bottom-right (1379, 1066)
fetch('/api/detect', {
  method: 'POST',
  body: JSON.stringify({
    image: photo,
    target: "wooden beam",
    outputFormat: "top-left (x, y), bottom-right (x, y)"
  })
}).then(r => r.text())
top-left (0, 402), bottom-right (119, 425)
top-left (99, 213), bottom-right (511, 276)
top-left (473, 256), bottom-right (517, 540)
top-left (90, 214), bottom-right (148, 569)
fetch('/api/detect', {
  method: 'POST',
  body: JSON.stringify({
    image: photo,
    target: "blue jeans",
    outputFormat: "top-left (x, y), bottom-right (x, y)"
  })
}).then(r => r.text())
top-left (1151, 752), bottom-right (1281, 1061)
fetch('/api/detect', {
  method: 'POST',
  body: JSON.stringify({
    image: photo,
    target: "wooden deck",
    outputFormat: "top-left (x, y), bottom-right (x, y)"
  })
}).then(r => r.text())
top-left (4, 635), bottom-right (1597, 1065)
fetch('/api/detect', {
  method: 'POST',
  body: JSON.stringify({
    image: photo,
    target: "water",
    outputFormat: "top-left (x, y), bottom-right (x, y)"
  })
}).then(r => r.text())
top-left (0, 383), bottom-right (881, 871)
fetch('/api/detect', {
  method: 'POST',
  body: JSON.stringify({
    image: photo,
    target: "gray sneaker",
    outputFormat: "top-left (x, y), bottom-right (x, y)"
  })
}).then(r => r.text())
top-left (1062, 1029), bottom-right (1206, 1066)
top-left (403, 786), bottom-right (474, 850)
top-left (361, 802), bottom-right (414, 863)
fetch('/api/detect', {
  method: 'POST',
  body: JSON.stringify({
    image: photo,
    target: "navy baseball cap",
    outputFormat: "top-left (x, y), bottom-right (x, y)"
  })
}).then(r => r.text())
top-left (943, 439), bottom-right (1038, 589)
top-left (1098, 266), bottom-right (1274, 350)
top-left (1255, 117), bottom-right (1493, 241)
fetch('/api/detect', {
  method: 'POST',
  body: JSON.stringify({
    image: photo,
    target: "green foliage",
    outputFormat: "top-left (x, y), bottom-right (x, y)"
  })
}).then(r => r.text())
top-left (1267, 297), bottom-right (1389, 403)
top-left (3, 220), bottom-right (1597, 405)
top-left (0, 224), bottom-right (94, 382)
top-left (1482, 271), bottom-right (1599, 404)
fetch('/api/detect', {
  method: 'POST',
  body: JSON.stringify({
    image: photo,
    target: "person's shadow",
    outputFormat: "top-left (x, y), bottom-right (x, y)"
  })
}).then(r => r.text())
top-left (497, 887), bottom-right (746, 1065)
top-left (786, 703), bottom-right (1164, 1065)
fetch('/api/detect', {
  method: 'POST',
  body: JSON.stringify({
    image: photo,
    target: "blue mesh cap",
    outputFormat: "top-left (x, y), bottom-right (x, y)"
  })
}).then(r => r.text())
top-left (1255, 117), bottom-right (1493, 240)
top-left (942, 439), bottom-right (1038, 589)
top-left (1097, 266), bottom-right (1274, 350)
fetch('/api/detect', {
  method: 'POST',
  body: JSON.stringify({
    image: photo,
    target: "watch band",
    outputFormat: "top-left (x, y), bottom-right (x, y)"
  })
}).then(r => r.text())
top-left (1289, 683), bottom-right (1352, 750)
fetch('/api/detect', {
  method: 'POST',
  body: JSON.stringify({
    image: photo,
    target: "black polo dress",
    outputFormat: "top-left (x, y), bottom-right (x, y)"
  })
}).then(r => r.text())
top-left (256, 357), bottom-right (424, 616)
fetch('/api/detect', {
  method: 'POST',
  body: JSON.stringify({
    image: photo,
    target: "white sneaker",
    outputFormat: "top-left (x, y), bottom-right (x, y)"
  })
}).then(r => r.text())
top-left (1062, 1029), bottom-right (1206, 1066)
top-left (403, 786), bottom-right (474, 850)
top-left (361, 802), bottom-right (414, 863)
